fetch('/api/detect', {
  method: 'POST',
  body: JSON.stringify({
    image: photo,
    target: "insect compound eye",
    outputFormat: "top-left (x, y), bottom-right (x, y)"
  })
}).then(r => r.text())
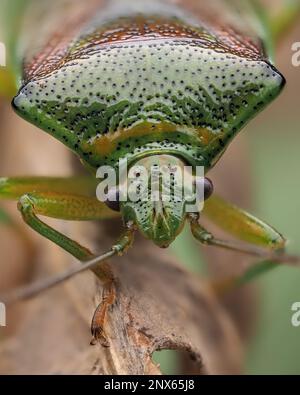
top-left (104, 187), bottom-right (120, 212)
top-left (195, 177), bottom-right (214, 201)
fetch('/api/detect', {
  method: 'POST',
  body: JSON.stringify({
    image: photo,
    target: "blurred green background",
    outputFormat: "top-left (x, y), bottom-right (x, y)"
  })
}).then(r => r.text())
top-left (246, 99), bottom-right (300, 374)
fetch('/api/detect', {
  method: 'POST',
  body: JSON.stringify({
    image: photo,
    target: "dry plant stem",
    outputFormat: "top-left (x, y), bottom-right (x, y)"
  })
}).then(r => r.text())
top-left (0, 229), bottom-right (243, 374)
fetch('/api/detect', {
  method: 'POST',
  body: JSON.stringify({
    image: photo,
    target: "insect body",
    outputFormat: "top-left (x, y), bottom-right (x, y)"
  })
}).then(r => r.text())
top-left (0, 0), bottom-right (290, 342)
top-left (11, 0), bottom-right (284, 247)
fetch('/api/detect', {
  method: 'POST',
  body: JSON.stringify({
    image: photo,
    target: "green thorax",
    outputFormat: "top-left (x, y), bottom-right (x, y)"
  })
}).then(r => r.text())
top-left (12, 0), bottom-right (285, 173)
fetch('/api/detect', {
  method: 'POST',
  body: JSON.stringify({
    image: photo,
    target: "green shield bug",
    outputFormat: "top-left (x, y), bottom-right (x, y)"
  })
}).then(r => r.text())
top-left (1, 0), bottom-right (298, 345)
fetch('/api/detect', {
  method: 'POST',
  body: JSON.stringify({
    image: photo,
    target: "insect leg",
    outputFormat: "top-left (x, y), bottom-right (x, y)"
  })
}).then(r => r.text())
top-left (89, 228), bottom-right (134, 346)
top-left (15, 191), bottom-right (124, 275)
top-left (202, 195), bottom-right (285, 250)
top-left (0, 176), bottom-right (98, 199)
top-left (2, 225), bottom-right (134, 346)
top-left (2, 190), bottom-right (133, 346)
top-left (190, 219), bottom-right (283, 258)
top-left (91, 281), bottom-right (116, 347)
top-left (189, 219), bottom-right (283, 293)
top-left (189, 194), bottom-right (289, 290)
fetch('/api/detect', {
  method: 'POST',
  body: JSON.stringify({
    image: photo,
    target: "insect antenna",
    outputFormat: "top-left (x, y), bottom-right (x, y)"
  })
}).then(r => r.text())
top-left (1, 226), bottom-right (135, 304)
top-left (1, 248), bottom-right (118, 305)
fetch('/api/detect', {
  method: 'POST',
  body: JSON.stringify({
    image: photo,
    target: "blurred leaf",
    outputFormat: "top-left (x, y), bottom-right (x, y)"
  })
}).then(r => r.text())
top-left (271, 0), bottom-right (300, 42)
top-left (0, 206), bottom-right (12, 225)
top-left (0, 0), bottom-right (30, 97)
top-left (246, 116), bottom-right (300, 374)
top-left (237, 260), bottom-right (279, 285)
